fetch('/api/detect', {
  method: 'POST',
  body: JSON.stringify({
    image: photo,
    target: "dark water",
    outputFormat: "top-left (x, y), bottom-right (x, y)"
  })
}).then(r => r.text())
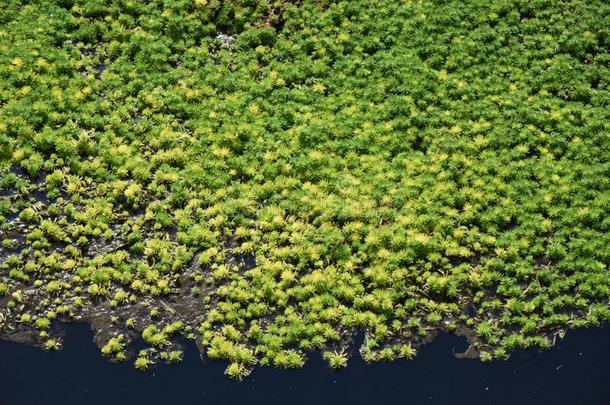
top-left (0, 324), bottom-right (608, 405)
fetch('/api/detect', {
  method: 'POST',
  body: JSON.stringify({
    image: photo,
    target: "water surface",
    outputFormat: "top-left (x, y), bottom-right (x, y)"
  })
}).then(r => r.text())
top-left (0, 324), bottom-right (608, 405)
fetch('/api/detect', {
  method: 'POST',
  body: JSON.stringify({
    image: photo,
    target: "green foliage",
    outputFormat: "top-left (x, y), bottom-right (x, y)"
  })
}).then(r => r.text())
top-left (135, 354), bottom-right (152, 371)
top-left (0, 0), bottom-right (609, 377)
top-left (44, 338), bottom-right (61, 351)
top-left (323, 350), bottom-right (348, 369)
top-left (225, 362), bottom-right (250, 380)
top-left (101, 335), bottom-right (126, 360)
top-left (142, 325), bottom-right (168, 347)
top-left (273, 350), bottom-right (305, 368)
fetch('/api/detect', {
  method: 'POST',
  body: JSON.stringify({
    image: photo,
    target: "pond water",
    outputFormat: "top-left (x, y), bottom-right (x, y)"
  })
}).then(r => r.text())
top-left (0, 324), bottom-right (608, 405)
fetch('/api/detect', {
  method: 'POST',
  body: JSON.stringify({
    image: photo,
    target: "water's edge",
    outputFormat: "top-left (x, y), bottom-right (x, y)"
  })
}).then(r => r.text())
top-left (0, 323), bottom-right (608, 405)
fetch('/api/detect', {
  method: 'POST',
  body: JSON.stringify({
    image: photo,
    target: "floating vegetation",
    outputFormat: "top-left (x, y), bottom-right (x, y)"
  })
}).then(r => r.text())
top-left (0, 0), bottom-right (609, 379)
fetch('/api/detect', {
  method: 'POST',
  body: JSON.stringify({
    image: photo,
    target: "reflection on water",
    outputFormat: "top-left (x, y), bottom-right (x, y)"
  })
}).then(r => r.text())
top-left (0, 324), bottom-right (608, 405)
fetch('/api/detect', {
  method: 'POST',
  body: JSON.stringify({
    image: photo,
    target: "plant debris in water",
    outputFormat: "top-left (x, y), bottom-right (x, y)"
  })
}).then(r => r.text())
top-left (0, 0), bottom-right (609, 379)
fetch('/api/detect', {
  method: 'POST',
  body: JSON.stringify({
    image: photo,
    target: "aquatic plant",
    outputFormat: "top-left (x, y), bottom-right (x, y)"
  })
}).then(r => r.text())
top-left (101, 335), bottom-right (127, 361)
top-left (0, 0), bottom-right (609, 379)
top-left (225, 362), bottom-right (250, 380)
top-left (134, 353), bottom-right (152, 371)
top-left (324, 351), bottom-right (348, 369)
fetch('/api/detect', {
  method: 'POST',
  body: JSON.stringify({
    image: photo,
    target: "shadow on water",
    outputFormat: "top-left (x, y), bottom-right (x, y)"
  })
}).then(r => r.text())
top-left (0, 324), bottom-right (609, 405)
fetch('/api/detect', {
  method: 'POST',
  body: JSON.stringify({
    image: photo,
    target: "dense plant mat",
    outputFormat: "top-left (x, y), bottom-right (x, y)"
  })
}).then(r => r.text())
top-left (0, 0), bottom-right (609, 378)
